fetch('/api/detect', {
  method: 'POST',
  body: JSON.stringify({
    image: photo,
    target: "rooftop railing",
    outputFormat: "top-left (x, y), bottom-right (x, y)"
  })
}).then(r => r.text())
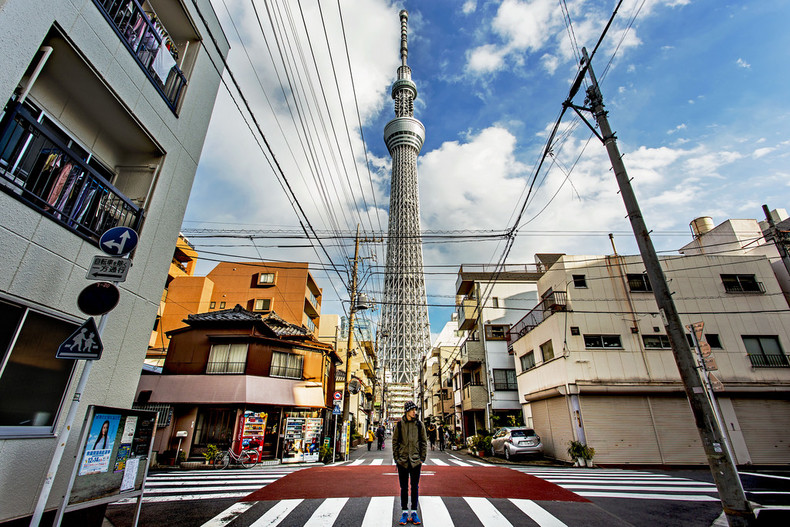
top-left (93, 0), bottom-right (187, 113)
top-left (506, 291), bottom-right (567, 352)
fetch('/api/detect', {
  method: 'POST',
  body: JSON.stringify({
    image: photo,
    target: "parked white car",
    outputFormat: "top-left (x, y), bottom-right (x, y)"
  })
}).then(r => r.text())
top-left (491, 427), bottom-right (544, 460)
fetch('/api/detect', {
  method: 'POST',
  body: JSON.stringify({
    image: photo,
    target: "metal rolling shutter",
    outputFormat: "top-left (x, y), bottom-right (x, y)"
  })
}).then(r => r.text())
top-left (547, 397), bottom-right (574, 462)
top-left (733, 399), bottom-right (790, 464)
top-left (530, 400), bottom-right (557, 458)
top-left (581, 395), bottom-right (661, 464)
top-left (649, 396), bottom-right (706, 464)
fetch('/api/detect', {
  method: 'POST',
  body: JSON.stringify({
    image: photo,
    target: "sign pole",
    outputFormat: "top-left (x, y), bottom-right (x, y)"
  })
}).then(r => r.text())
top-left (30, 315), bottom-right (108, 527)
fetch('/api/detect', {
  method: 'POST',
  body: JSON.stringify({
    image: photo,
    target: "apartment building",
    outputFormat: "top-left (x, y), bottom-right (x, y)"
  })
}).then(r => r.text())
top-left (422, 314), bottom-right (463, 428)
top-left (453, 262), bottom-right (546, 437)
top-left (0, 0), bottom-right (227, 522)
top-left (510, 252), bottom-right (790, 464)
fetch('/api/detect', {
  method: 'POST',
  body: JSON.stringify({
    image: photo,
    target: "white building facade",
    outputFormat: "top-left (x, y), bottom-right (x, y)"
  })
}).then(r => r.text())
top-left (0, 0), bottom-right (228, 522)
top-left (511, 253), bottom-right (790, 465)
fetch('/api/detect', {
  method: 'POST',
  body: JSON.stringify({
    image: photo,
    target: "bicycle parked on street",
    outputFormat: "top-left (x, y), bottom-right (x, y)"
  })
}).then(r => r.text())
top-left (213, 441), bottom-right (260, 469)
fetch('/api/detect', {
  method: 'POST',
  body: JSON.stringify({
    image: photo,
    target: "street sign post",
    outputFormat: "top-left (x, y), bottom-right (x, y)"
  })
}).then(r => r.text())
top-left (86, 255), bottom-right (132, 282)
top-left (56, 318), bottom-right (104, 360)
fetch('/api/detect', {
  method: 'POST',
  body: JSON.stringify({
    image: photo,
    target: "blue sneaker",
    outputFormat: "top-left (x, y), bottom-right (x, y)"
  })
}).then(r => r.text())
top-left (411, 511), bottom-right (421, 525)
top-left (399, 512), bottom-right (409, 525)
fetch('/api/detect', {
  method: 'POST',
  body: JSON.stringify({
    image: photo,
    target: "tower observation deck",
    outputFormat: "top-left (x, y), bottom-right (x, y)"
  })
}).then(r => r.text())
top-left (380, 10), bottom-right (431, 413)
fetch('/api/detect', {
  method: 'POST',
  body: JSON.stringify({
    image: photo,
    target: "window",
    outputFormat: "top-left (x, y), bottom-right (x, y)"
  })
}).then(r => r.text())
top-left (570, 326), bottom-right (580, 335)
top-left (467, 329), bottom-right (480, 341)
top-left (0, 299), bottom-right (78, 435)
top-left (206, 343), bottom-right (248, 373)
top-left (722, 274), bottom-right (763, 293)
top-left (643, 335), bottom-right (671, 349)
top-left (572, 274), bottom-right (587, 288)
top-left (492, 297), bottom-right (499, 308)
top-left (257, 273), bottom-right (276, 285)
top-left (219, 302), bottom-right (226, 309)
top-left (520, 352), bottom-right (536, 371)
top-left (627, 273), bottom-right (652, 292)
top-left (253, 298), bottom-right (271, 312)
top-left (493, 369), bottom-right (517, 390)
top-left (270, 351), bottom-right (304, 379)
top-left (584, 335), bottom-right (623, 349)
top-left (485, 324), bottom-right (510, 341)
top-left (685, 333), bottom-right (723, 349)
top-left (210, 302), bottom-right (216, 309)
top-left (540, 340), bottom-right (555, 361)
top-left (743, 336), bottom-right (789, 368)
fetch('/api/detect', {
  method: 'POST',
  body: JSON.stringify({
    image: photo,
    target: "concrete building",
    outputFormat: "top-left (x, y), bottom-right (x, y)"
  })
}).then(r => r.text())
top-left (510, 252), bottom-right (790, 465)
top-left (453, 262), bottom-right (546, 438)
top-left (0, 0), bottom-right (227, 522)
top-left (422, 314), bottom-right (463, 428)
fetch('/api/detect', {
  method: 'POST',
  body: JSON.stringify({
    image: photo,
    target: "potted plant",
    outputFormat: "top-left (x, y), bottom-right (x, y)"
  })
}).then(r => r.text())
top-left (202, 444), bottom-right (219, 465)
top-left (319, 444), bottom-right (332, 464)
top-left (567, 440), bottom-right (595, 467)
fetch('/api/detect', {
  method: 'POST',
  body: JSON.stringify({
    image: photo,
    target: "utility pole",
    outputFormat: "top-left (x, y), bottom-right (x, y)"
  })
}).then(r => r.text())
top-left (565, 47), bottom-right (754, 526)
top-left (342, 225), bottom-right (361, 423)
top-left (762, 204), bottom-right (790, 280)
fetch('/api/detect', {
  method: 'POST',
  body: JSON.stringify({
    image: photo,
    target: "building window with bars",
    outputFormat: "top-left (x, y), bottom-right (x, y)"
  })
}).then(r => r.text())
top-left (743, 336), bottom-right (789, 367)
top-left (627, 273), bottom-right (652, 292)
top-left (721, 274), bottom-right (764, 294)
top-left (206, 343), bottom-right (247, 374)
top-left (270, 351), bottom-right (304, 379)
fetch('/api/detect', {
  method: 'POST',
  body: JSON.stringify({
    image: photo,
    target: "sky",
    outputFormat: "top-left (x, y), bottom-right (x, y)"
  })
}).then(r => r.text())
top-left (183, 0), bottom-right (790, 342)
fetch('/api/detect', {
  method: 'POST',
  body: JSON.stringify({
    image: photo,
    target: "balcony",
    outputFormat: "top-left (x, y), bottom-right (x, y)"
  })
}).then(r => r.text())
top-left (93, 0), bottom-right (188, 113)
top-left (304, 288), bottom-right (320, 317)
top-left (0, 104), bottom-right (142, 245)
top-left (747, 354), bottom-right (790, 368)
top-left (461, 383), bottom-right (487, 411)
top-left (456, 297), bottom-right (479, 331)
top-left (460, 339), bottom-right (485, 368)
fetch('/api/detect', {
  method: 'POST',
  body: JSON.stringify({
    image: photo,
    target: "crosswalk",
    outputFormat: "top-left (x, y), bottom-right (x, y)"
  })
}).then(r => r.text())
top-left (109, 466), bottom-right (305, 505)
top-left (206, 495), bottom-right (605, 527)
top-left (514, 467), bottom-right (721, 502)
top-left (338, 454), bottom-right (488, 467)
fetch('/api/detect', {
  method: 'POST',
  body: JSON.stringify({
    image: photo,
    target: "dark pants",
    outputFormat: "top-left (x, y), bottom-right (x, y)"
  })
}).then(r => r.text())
top-left (397, 463), bottom-right (421, 510)
top-left (367, 441), bottom-right (372, 451)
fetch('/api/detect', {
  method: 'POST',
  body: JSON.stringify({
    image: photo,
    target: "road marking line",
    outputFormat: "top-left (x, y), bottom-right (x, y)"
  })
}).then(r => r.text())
top-left (545, 479), bottom-right (714, 487)
top-left (749, 491), bottom-right (790, 495)
top-left (465, 496), bottom-right (512, 526)
top-left (362, 496), bottom-right (395, 527)
top-left (510, 499), bottom-right (568, 527)
top-left (430, 459), bottom-right (449, 466)
top-left (562, 485), bottom-right (719, 493)
top-left (370, 459), bottom-right (384, 465)
top-left (468, 460), bottom-right (488, 466)
top-left (143, 485), bottom-right (264, 493)
top-left (349, 459), bottom-right (365, 466)
top-left (304, 497), bottom-right (347, 527)
top-left (250, 499), bottom-right (303, 527)
top-left (420, 496), bottom-right (453, 526)
top-left (111, 492), bottom-right (253, 504)
top-left (448, 459), bottom-right (471, 467)
top-left (579, 492), bottom-right (720, 501)
top-left (201, 501), bottom-right (256, 527)
top-left (740, 471), bottom-right (790, 482)
top-left (145, 479), bottom-right (278, 486)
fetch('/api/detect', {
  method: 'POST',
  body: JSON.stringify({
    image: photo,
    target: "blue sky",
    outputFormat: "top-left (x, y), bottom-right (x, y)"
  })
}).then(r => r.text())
top-left (185, 0), bottom-right (790, 341)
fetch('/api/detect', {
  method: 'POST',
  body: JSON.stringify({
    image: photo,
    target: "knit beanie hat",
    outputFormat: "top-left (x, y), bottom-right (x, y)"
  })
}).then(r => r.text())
top-left (404, 400), bottom-right (418, 413)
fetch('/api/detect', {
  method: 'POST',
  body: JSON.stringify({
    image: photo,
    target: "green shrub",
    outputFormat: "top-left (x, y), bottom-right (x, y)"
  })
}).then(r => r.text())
top-left (567, 440), bottom-right (595, 460)
top-left (203, 444), bottom-right (220, 462)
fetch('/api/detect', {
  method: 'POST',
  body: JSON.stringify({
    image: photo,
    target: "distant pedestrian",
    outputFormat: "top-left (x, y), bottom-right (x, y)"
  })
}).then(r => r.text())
top-left (438, 424), bottom-right (446, 451)
top-left (393, 401), bottom-right (427, 525)
top-left (376, 424), bottom-right (386, 450)
top-left (366, 427), bottom-right (375, 451)
top-left (427, 421), bottom-right (437, 451)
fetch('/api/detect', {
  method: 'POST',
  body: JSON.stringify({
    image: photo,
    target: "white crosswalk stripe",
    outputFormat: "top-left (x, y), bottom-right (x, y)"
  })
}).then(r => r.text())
top-left (516, 467), bottom-right (720, 502)
top-left (237, 496), bottom-right (591, 526)
top-left (110, 467), bottom-right (304, 505)
top-left (326, 456), bottom-right (489, 467)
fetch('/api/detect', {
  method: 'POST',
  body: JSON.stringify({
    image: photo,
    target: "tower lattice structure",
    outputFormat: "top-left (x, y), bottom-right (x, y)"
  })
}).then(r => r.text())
top-left (380, 10), bottom-right (431, 410)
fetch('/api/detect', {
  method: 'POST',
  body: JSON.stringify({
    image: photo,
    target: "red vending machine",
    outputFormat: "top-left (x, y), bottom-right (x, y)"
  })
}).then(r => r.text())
top-left (235, 411), bottom-right (267, 459)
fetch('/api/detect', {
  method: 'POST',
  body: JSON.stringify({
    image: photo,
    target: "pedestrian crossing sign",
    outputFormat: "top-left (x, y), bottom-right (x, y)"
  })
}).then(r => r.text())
top-left (57, 318), bottom-right (104, 360)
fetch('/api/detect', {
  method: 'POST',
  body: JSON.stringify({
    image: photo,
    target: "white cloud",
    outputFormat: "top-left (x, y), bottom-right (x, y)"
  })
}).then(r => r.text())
top-left (462, 0), bottom-right (477, 14)
top-left (753, 147), bottom-right (775, 159)
top-left (541, 53), bottom-right (560, 75)
top-left (736, 58), bottom-right (751, 69)
top-left (466, 44), bottom-right (507, 73)
top-left (667, 123), bottom-right (687, 135)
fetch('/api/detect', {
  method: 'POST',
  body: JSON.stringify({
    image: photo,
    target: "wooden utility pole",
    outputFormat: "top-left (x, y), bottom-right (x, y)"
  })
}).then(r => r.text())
top-left (564, 47), bottom-right (754, 526)
top-left (762, 204), bottom-right (790, 281)
top-left (342, 225), bottom-right (361, 422)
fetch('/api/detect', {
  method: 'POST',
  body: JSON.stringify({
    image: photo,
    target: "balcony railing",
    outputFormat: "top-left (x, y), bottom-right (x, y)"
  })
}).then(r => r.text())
top-left (93, 0), bottom-right (187, 113)
top-left (0, 104), bottom-right (142, 244)
top-left (507, 291), bottom-right (567, 352)
top-left (206, 361), bottom-right (246, 374)
top-left (747, 354), bottom-right (790, 368)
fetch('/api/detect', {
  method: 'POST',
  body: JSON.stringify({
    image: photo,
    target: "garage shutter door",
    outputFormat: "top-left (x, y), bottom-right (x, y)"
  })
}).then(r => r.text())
top-left (547, 397), bottom-right (574, 462)
top-left (530, 400), bottom-right (556, 458)
top-left (733, 399), bottom-right (790, 464)
top-left (581, 395), bottom-right (661, 464)
top-left (649, 396), bottom-right (706, 464)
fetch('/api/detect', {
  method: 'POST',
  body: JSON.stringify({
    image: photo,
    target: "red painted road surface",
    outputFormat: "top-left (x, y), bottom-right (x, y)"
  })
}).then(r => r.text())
top-left (243, 465), bottom-right (589, 502)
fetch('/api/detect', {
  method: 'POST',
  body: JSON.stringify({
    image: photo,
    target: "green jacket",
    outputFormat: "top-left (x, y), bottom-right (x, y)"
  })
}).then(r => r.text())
top-left (392, 416), bottom-right (427, 468)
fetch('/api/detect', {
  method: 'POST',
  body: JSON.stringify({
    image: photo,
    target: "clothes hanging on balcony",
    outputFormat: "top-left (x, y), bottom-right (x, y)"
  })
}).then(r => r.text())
top-left (45, 161), bottom-right (74, 206)
top-left (151, 45), bottom-right (176, 82)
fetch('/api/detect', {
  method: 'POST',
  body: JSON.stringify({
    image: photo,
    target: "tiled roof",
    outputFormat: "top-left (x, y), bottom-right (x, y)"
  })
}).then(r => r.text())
top-left (262, 311), bottom-right (310, 337)
top-left (185, 304), bottom-right (309, 338)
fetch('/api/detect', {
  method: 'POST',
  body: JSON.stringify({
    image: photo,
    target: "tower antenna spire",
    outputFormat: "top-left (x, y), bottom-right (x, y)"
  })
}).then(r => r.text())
top-left (399, 10), bottom-right (409, 67)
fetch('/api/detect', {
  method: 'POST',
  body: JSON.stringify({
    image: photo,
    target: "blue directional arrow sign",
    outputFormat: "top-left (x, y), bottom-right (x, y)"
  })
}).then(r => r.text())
top-left (99, 226), bottom-right (138, 256)
top-left (56, 318), bottom-right (104, 360)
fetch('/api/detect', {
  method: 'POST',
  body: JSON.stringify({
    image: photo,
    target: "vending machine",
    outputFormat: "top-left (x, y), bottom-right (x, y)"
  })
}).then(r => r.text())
top-left (236, 411), bottom-right (267, 458)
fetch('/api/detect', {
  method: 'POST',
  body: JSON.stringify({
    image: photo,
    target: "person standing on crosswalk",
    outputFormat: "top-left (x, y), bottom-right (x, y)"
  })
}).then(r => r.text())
top-left (392, 400), bottom-right (427, 525)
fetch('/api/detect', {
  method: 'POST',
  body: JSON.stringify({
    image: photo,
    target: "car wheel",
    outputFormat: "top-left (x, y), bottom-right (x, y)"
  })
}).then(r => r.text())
top-left (504, 447), bottom-right (511, 461)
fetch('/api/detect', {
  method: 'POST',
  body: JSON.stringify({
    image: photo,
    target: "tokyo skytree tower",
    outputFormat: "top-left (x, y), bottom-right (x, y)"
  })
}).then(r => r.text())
top-left (380, 10), bottom-right (431, 391)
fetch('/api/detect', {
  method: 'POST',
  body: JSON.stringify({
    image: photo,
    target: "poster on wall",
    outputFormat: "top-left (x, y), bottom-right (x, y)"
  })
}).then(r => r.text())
top-left (78, 413), bottom-right (121, 475)
top-left (303, 418), bottom-right (322, 462)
